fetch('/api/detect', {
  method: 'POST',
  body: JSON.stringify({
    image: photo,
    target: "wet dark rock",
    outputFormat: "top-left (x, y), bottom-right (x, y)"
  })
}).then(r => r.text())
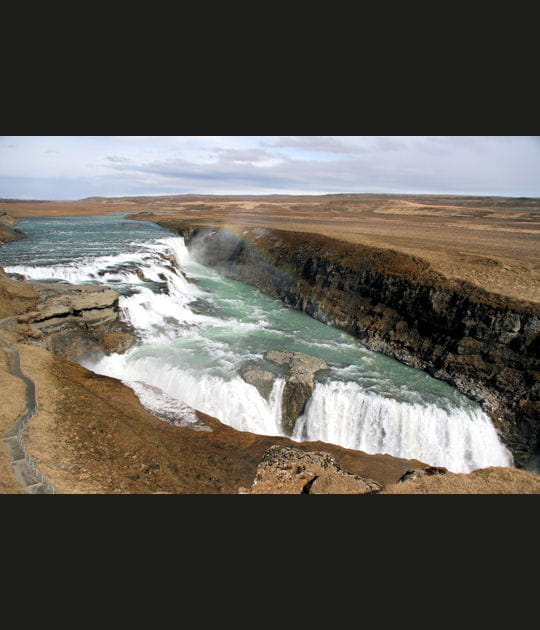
top-left (397, 466), bottom-right (448, 482)
top-left (188, 298), bottom-right (214, 315)
top-left (158, 253), bottom-right (178, 268)
top-left (136, 268), bottom-right (153, 283)
top-left (263, 350), bottom-right (328, 435)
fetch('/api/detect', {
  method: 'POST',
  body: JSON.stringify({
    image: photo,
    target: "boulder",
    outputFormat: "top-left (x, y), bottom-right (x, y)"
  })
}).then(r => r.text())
top-left (264, 350), bottom-right (328, 435)
top-left (239, 365), bottom-right (277, 400)
top-left (136, 268), bottom-right (153, 283)
top-left (99, 332), bottom-right (136, 355)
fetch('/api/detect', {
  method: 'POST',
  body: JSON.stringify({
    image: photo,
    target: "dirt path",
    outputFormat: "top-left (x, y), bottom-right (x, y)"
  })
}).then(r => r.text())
top-left (0, 316), bottom-right (56, 494)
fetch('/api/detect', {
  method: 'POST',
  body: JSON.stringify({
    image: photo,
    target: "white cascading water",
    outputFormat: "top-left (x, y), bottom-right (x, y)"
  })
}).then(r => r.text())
top-left (98, 351), bottom-right (286, 436)
top-left (6, 230), bottom-right (515, 474)
top-left (291, 381), bottom-right (513, 472)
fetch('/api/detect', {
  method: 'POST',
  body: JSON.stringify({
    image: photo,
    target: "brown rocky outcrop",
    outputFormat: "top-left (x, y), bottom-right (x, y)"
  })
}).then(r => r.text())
top-left (0, 211), bottom-right (19, 227)
top-left (240, 445), bottom-right (383, 494)
top-left (382, 465), bottom-right (540, 494)
top-left (0, 212), bottom-right (27, 244)
top-left (0, 267), bottom-right (38, 319)
top-left (14, 280), bottom-right (135, 361)
top-left (99, 332), bottom-right (136, 355)
top-left (169, 223), bottom-right (540, 469)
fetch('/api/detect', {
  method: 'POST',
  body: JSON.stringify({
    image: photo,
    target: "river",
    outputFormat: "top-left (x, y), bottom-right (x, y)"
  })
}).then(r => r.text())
top-left (0, 214), bottom-right (514, 473)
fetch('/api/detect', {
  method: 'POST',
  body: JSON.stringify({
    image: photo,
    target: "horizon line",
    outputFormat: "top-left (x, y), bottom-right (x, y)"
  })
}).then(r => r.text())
top-left (2, 191), bottom-right (540, 203)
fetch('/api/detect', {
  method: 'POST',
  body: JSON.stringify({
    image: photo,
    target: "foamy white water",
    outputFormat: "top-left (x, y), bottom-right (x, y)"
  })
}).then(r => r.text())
top-left (292, 381), bottom-right (513, 472)
top-left (96, 351), bottom-right (286, 436)
top-left (1, 215), bottom-right (515, 473)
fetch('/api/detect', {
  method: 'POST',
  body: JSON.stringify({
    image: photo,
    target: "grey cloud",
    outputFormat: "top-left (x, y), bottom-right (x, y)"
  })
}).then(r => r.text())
top-left (110, 157), bottom-right (293, 188)
top-left (102, 147), bottom-right (540, 197)
top-left (212, 148), bottom-right (276, 163)
top-left (267, 136), bottom-right (363, 154)
top-left (105, 155), bottom-right (130, 163)
top-left (268, 136), bottom-right (413, 156)
top-left (374, 137), bottom-right (407, 152)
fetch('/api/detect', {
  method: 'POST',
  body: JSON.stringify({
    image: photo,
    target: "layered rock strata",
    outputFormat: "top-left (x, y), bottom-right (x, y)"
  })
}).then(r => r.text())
top-left (168, 223), bottom-right (539, 469)
top-left (14, 280), bottom-right (135, 361)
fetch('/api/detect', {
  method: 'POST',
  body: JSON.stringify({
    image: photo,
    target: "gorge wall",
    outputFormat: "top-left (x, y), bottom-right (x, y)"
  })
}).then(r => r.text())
top-left (165, 222), bottom-right (539, 469)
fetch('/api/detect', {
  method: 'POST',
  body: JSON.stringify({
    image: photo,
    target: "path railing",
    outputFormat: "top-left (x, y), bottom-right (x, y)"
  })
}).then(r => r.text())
top-left (1, 317), bottom-right (57, 494)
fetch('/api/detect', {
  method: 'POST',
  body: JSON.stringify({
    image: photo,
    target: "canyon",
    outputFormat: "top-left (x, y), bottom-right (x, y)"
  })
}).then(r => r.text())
top-left (147, 222), bottom-right (538, 469)
top-left (1, 193), bottom-right (539, 493)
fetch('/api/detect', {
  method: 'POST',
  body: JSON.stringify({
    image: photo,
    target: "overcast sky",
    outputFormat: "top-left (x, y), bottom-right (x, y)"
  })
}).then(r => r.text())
top-left (1, 136), bottom-right (539, 200)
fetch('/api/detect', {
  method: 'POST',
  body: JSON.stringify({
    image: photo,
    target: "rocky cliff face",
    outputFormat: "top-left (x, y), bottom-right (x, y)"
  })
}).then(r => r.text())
top-left (172, 223), bottom-right (539, 469)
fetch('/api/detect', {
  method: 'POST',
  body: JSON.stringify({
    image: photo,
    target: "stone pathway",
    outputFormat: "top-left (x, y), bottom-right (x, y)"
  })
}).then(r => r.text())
top-left (0, 316), bottom-right (56, 494)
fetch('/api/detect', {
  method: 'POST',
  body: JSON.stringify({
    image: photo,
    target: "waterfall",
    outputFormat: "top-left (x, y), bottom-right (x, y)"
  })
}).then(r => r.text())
top-left (3, 218), bottom-right (514, 474)
top-left (291, 381), bottom-right (513, 473)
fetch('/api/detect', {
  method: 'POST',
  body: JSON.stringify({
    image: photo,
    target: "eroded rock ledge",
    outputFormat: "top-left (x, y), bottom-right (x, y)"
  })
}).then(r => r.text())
top-left (165, 223), bottom-right (539, 469)
top-left (14, 280), bottom-right (135, 361)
